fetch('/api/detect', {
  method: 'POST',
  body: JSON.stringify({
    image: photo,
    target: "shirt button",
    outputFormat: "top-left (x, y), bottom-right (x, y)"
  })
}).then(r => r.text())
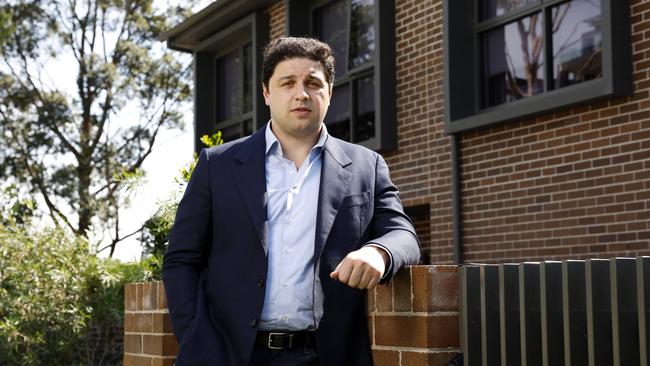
top-left (281, 316), bottom-right (288, 322)
top-left (258, 279), bottom-right (265, 288)
top-left (249, 319), bottom-right (257, 327)
top-left (283, 281), bottom-right (289, 287)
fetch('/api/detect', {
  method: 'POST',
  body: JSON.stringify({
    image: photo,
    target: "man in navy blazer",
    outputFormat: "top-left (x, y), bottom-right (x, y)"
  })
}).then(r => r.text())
top-left (163, 37), bottom-right (420, 365)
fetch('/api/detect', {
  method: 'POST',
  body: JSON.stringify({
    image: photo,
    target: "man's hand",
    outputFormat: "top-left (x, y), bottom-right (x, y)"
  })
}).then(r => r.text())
top-left (330, 246), bottom-right (389, 290)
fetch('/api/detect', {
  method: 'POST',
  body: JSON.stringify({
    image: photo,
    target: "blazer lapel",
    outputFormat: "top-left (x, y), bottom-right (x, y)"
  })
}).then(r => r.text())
top-left (231, 128), bottom-right (269, 255)
top-left (314, 137), bottom-right (352, 260)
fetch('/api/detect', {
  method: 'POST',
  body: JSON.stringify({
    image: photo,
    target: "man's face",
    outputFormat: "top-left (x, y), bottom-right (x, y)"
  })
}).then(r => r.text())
top-left (263, 57), bottom-right (332, 140)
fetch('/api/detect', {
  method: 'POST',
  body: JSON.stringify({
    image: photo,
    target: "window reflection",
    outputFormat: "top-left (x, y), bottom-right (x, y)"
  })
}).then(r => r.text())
top-left (349, 0), bottom-right (375, 69)
top-left (221, 123), bottom-right (242, 143)
top-left (482, 13), bottom-right (544, 107)
top-left (481, 0), bottom-right (539, 20)
top-left (217, 49), bottom-right (240, 121)
top-left (314, 0), bottom-right (348, 79)
top-left (313, 0), bottom-right (376, 144)
top-left (356, 75), bottom-right (375, 141)
top-left (325, 84), bottom-right (350, 141)
top-left (552, 0), bottom-right (602, 89)
top-left (243, 44), bottom-right (253, 113)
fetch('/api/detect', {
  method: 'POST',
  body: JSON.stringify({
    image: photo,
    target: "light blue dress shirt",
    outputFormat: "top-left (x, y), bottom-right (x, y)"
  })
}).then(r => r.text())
top-left (259, 122), bottom-right (328, 331)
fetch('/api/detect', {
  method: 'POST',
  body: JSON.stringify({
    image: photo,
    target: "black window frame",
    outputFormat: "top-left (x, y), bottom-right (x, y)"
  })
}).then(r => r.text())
top-left (443, 0), bottom-right (632, 134)
top-left (214, 42), bottom-right (255, 143)
top-left (192, 13), bottom-right (269, 151)
top-left (286, 0), bottom-right (397, 152)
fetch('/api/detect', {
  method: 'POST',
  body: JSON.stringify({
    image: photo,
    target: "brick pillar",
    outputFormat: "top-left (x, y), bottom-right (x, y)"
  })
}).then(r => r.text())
top-left (368, 265), bottom-right (460, 366)
top-left (125, 265), bottom-right (460, 365)
top-left (124, 282), bottom-right (178, 366)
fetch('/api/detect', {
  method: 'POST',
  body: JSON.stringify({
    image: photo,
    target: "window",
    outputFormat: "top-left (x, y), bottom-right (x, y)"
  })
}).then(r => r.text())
top-left (287, 0), bottom-right (397, 151)
top-left (215, 43), bottom-right (255, 142)
top-left (444, 0), bottom-right (632, 133)
top-left (191, 13), bottom-right (269, 151)
top-left (312, 0), bottom-right (375, 142)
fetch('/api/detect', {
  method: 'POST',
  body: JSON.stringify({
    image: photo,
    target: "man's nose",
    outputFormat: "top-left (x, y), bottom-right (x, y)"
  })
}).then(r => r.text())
top-left (293, 85), bottom-right (309, 100)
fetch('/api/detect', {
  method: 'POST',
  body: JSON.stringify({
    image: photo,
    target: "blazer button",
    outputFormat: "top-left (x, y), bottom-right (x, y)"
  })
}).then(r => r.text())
top-left (258, 279), bottom-right (265, 288)
top-left (249, 319), bottom-right (257, 327)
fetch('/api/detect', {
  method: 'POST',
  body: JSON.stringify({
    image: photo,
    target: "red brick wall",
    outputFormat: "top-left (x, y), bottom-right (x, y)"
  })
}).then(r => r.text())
top-left (124, 282), bottom-right (178, 366)
top-left (369, 266), bottom-right (460, 365)
top-left (459, 0), bottom-right (650, 263)
top-left (124, 266), bottom-right (460, 366)
top-left (267, 1), bottom-right (285, 41)
top-left (388, 0), bottom-right (454, 265)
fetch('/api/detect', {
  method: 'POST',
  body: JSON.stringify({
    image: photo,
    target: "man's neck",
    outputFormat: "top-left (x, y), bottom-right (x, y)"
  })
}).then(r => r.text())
top-left (272, 124), bottom-right (321, 170)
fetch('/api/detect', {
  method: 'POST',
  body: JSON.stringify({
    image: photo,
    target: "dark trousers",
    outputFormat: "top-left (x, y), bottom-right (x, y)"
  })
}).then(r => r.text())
top-left (248, 343), bottom-right (320, 366)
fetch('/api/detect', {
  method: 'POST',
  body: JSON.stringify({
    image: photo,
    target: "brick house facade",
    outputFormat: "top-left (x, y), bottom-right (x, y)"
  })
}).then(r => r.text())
top-left (161, 0), bottom-right (650, 265)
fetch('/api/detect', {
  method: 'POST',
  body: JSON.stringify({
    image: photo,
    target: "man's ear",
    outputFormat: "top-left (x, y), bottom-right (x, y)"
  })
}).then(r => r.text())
top-left (262, 83), bottom-right (270, 106)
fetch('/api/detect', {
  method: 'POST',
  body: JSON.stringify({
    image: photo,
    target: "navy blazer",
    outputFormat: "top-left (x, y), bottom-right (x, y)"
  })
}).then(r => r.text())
top-left (162, 126), bottom-right (420, 365)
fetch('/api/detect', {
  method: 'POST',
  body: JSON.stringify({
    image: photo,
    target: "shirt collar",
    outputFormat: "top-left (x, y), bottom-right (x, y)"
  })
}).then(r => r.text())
top-left (265, 121), bottom-right (329, 158)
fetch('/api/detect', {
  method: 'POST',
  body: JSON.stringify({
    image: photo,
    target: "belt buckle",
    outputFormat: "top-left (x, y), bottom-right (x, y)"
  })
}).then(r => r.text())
top-left (267, 332), bottom-right (292, 350)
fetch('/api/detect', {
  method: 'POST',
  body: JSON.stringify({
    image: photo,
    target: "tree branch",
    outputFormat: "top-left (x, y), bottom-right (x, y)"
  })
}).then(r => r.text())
top-left (96, 222), bottom-right (145, 255)
top-left (5, 123), bottom-right (77, 233)
top-left (3, 57), bottom-right (82, 159)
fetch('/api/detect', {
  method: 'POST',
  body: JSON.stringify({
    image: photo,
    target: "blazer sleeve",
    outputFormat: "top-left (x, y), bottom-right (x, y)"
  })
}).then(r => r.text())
top-left (366, 154), bottom-right (421, 281)
top-left (162, 148), bottom-right (213, 342)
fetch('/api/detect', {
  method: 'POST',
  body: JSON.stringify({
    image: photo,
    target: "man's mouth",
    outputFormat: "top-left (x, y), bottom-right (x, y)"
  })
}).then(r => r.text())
top-left (292, 107), bottom-right (311, 112)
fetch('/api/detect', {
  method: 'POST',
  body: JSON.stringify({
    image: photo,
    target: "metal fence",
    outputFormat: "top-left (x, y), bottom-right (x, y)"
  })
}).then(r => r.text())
top-left (460, 257), bottom-right (650, 366)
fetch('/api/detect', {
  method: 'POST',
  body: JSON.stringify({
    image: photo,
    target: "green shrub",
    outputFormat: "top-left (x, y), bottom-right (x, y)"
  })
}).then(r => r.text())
top-left (0, 223), bottom-right (93, 364)
top-left (0, 221), bottom-right (151, 365)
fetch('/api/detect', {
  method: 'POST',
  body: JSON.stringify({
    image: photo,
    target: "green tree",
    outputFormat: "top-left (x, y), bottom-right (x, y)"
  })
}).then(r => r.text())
top-left (0, 0), bottom-right (196, 256)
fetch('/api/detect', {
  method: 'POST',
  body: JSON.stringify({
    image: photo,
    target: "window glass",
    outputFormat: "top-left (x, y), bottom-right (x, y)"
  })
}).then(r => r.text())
top-left (221, 123), bottom-right (242, 143)
top-left (325, 84), bottom-right (350, 141)
top-left (217, 49), bottom-right (241, 121)
top-left (312, 0), bottom-right (380, 144)
top-left (552, 0), bottom-right (602, 89)
top-left (314, 0), bottom-right (348, 78)
top-left (216, 43), bottom-right (254, 141)
top-left (482, 12), bottom-right (544, 107)
top-left (349, 0), bottom-right (375, 69)
top-left (243, 119), bottom-right (253, 136)
top-left (480, 0), bottom-right (538, 20)
top-left (243, 43), bottom-right (253, 113)
top-left (356, 75), bottom-right (375, 141)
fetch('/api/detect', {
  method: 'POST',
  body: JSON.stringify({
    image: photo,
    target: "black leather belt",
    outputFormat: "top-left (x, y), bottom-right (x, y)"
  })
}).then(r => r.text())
top-left (255, 331), bottom-right (317, 351)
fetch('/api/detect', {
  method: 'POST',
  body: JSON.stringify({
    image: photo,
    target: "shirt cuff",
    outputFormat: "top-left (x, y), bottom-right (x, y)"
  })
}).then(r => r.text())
top-left (364, 243), bottom-right (394, 282)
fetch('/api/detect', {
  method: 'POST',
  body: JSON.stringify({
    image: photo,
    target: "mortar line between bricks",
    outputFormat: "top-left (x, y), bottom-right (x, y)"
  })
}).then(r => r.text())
top-left (124, 352), bottom-right (176, 359)
top-left (124, 332), bottom-right (175, 336)
top-left (128, 352), bottom-right (178, 358)
top-left (125, 310), bottom-right (169, 314)
top-left (370, 311), bottom-right (459, 316)
top-left (371, 345), bottom-right (461, 353)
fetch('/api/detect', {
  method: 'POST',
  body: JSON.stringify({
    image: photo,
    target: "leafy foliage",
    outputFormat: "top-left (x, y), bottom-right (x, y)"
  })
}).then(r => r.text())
top-left (0, 219), bottom-right (155, 365)
top-left (140, 132), bottom-right (223, 275)
top-left (0, 0), bottom-right (197, 256)
top-left (0, 188), bottom-right (154, 365)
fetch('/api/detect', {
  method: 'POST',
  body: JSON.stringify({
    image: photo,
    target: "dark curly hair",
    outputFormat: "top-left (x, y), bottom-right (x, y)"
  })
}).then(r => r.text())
top-left (261, 37), bottom-right (335, 88)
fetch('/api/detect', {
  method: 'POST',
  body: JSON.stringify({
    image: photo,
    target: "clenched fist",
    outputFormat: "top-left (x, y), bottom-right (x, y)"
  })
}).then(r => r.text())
top-left (330, 246), bottom-right (389, 290)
